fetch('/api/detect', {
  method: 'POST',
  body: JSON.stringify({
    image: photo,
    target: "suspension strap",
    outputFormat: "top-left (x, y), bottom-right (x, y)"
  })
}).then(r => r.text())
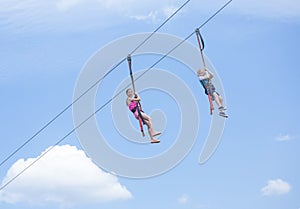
top-left (127, 54), bottom-right (145, 136)
top-left (195, 29), bottom-right (214, 115)
top-left (127, 54), bottom-right (136, 93)
top-left (137, 106), bottom-right (145, 137)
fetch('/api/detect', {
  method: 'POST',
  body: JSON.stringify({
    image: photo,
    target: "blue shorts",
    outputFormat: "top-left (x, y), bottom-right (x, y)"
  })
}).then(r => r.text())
top-left (208, 84), bottom-right (219, 101)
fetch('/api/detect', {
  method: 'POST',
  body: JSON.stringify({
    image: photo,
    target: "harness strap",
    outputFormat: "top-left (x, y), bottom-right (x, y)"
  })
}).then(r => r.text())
top-left (131, 104), bottom-right (145, 137)
top-left (196, 29), bottom-right (214, 115)
top-left (127, 54), bottom-right (145, 136)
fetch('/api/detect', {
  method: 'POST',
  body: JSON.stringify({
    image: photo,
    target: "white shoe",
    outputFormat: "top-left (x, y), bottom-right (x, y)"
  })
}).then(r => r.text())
top-left (219, 111), bottom-right (228, 118)
top-left (219, 106), bottom-right (227, 111)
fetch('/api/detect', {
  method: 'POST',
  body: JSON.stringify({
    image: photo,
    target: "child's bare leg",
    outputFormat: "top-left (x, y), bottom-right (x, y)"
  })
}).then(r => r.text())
top-left (143, 119), bottom-right (160, 143)
top-left (141, 112), bottom-right (160, 136)
top-left (140, 112), bottom-right (153, 134)
top-left (144, 119), bottom-right (153, 136)
top-left (213, 93), bottom-right (227, 117)
top-left (213, 92), bottom-right (222, 108)
top-left (219, 95), bottom-right (223, 105)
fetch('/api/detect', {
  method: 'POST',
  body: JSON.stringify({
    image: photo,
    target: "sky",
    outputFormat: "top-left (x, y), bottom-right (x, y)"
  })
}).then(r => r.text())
top-left (0, 0), bottom-right (300, 209)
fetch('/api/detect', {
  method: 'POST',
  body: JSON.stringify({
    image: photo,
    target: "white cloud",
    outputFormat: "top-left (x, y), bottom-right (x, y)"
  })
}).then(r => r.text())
top-left (0, 145), bottom-right (132, 206)
top-left (56, 0), bottom-right (84, 11)
top-left (261, 179), bottom-right (291, 196)
top-left (130, 4), bottom-right (183, 23)
top-left (130, 11), bottom-right (159, 23)
top-left (0, 0), bottom-right (187, 33)
top-left (1, 0), bottom-right (299, 34)
top-left (276, 133), bottom-right (293, 141)
top-left (178, 194), bottom-right (189, 204)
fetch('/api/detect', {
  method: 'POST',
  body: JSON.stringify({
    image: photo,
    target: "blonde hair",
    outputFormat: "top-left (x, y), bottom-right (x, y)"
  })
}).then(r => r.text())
top-left (197, 69), bottom-right (205, 75)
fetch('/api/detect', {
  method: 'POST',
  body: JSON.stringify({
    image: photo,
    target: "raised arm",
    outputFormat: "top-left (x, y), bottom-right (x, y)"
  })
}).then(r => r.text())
top-left (205, 67), bottom-right (214, 79)
top-left (127, 96), bottom-right (140, 103)
top-left (128, 92), bottom-right (141, 102)
top-left (198, 71), bottom-right (211, 80)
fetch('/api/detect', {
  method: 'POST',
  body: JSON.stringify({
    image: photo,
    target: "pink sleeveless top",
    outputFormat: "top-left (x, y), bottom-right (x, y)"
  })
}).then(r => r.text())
top-left (128, 101), bottom-right (139, 119)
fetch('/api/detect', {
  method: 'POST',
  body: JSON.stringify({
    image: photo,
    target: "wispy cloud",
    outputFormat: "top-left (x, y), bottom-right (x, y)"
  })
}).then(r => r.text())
top-left (56, 0), bottom-right (84, 11)
top-left (1, 0), bottom-right (299, 34)
top-left (178, 194), bottom-right (189, 204)
top-left (0, 145), bottom-right (132, 206)
top-left (0, 0), bottom-right (188, 33)
top-left (130, 5), bottom-right (183, 23)
top-left (130, 11), bottom-right (160, 23)
top-left (261, 179), bottom-right (291, 196)
top-left (276, 133), bottom-right (293, 141)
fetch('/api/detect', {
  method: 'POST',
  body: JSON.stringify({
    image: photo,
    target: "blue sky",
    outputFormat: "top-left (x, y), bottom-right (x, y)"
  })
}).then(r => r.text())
top-left (0, 0), bottom-right (300, 209)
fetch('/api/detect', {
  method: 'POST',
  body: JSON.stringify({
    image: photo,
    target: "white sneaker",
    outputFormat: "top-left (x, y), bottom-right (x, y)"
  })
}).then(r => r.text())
top-left (219, 106), bottom-right (227, 111)
top-left (219, 111), bottom-right (228, 118)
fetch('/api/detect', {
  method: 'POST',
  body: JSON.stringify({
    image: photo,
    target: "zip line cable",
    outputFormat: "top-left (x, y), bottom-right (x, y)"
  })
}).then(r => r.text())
top-left (0, 0), bottom-right (232, 192)
top-left (0, 58), bottom-right (127, 168)
top-left (0, 0), bottom-right (192, 168)
top-left (131, 0), bottom-right (233, 99)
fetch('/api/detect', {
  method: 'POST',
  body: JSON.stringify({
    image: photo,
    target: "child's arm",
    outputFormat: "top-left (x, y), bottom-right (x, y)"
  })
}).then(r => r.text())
top-left (128, 97), bottom-right (140, 102)
top-left (198, 72), bottom-right (210, 80)
top-left (131, 97), bottom-right (140, 102)
top-left (132, 92), bottom-right (141, 101)
top-left (126, 96), bottom-right (140, 106)
top-left (205, 67), bottom-right (214, 79)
